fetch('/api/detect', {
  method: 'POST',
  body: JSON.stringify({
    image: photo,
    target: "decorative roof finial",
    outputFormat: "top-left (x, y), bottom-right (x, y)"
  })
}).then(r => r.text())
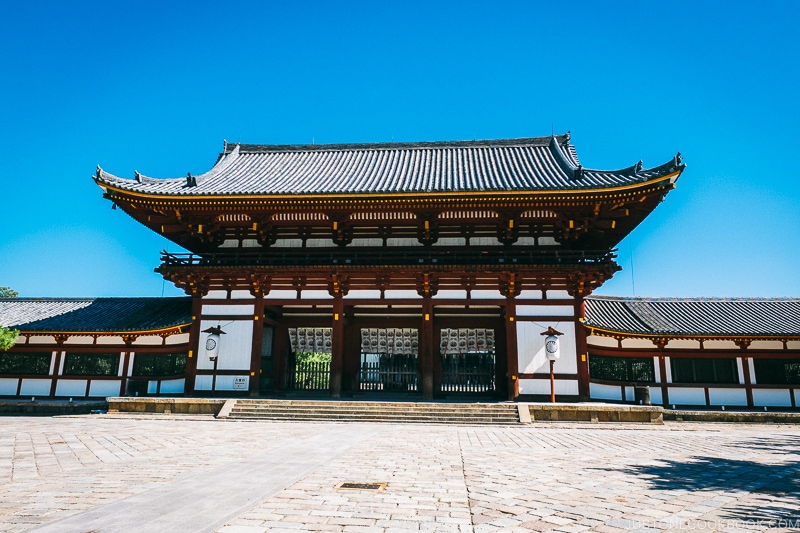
top-left (95, 165), bottom-right (101, 178)
top-left (635, 160), bottom-right (643, 174)
top-left (186, 172), bottom-right (196, 187)
top-left (134, 170), bottom-right (141, 183)
top-left (565, 131), bottom-right (571, 143)
top-left (675, 152), bottom-right (683, 167)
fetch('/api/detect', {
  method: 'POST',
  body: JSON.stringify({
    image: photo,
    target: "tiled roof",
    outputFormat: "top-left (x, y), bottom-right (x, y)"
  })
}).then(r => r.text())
top-left (0, 298), bottom-right (192, 333)
top-left (96, 135), bottom-right (684, 196)
top-left (584, 296), bottom-right (800, 338)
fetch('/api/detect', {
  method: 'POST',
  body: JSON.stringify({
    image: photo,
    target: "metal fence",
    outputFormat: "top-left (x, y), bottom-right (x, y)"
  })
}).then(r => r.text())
top-left (359, 359), bottom-right (418, 392)
top-left (440, 353), bottom-right (495, 393)
top-left (286, 360), bottom-right (331, 390)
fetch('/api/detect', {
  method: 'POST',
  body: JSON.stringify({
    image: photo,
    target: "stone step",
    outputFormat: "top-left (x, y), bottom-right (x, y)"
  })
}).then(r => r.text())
top-left (226, 399), bottom-right (520, 424)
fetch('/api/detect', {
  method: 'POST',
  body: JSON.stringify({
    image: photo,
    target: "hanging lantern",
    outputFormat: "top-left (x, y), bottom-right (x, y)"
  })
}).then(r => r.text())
top-left (202, 325), bottom-right (226, 361)
top-left (540, 326), bottom-right (564, 361)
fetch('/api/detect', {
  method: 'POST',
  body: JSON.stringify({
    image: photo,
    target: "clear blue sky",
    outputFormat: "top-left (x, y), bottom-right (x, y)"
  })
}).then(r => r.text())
top-left (1, 1), bottom-right (798, 298)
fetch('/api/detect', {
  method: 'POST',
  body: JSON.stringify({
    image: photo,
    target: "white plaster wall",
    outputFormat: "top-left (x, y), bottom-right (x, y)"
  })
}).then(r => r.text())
top-left (748, 358), bottom-right (757, 384)
top-left (384, 290), bottom-right (421, 299)
top-left (621, 338), bottom-right (656, 349)
top-left (28, 336), bottom-right (55, 344)
top-left (166, 333), bottom-right (190, 345)
top-left (55, 380), bottom-right (87, 397)
top-left (148, 381), bottom-right (158, 394)
top-left (624, 386), bottom-right (635, 402)
top-left (89, 380), bottom-right (122, 397)
top-left (133, 336), bottom-right (163, 346)
top-left (666, 339), bottom-right (701, 349)
top-left (587, 335), bottom-right (618, 348)
top-left (351, 238), bottom-right (385, 247)
top-left (64, 336), bottom-right (94, 345)
top-left (667, 387), bottom-right (706, 405)
top-left (736, 358), bottom-right (746, 384)
top-left (230, 290), bottom-right (255, 300)
top-left (306, 238), bottom-right (336, 248)
top-left (264, 290), bottom-right (297, 300)
top-left (197, 320), bottom-right (254, 371)
top-left (517, 321), bottom-right (577, 374)
top-left (386, 238), bottom-right (423, 247)
top-left (433, 290), bottom-right (468, 300)
top-left (301, 290), bottom-right (333, 300)
top-left (471, 290), bottom-right (503, 300)
top-left (664, 357), bottom-right (673, 383)
top-left (787, 341), bottom-right (800, 350)
top-left (650, 387), bottom-right (663, 405)
top-left (204, 290), bottom-right (229, 299)
top-left (752, 389), bottom-right (792, 407)
top-left (518, 378), bottom-right (579, 395)
top-left (471, 237), bottom-right (502, 246)
top-left (654, 357), bottom-right (661, 383)
top-left (516, 237), bottom-right (537, 245)
top-left (0, 378), bottom-right (19, 395)
top-left (516, 305), bottom-right (574, 317)
top-left (344, 290), bottom-right (382, 299)
top-left (241, 239), bottom-right (261, 248)
top-left (544, 290), bottom-right (573, 299)
top-left (20, 379), bottom-right (51, 396)
top-left (517, 290), bottom-right (542, 299)
top-left (194, 375), bottom-right (212, 391)
top-left (219, 239), bottom-right (239, 248)
top-left (589, 382), bottom-right (622, 401)
top-left (274, 239), bottom-right (303, 247)
top-left (202, 304), bottom-right (254, 316)
top-left (433, 237), bottom-right (467, 246)
top-left (214, 375), bottom-right (249, 391)
top-left (96, 336), bottom-right (125, 345)
top-left (703, 340), bottom-right (738, 350)
top-left (538, 237), bottom-right (559, 246)
top-left (117, 354), bottom-right (126, 376)
top-left (160, 378), bottom-right (185, 394)
top-left (708, 388), bottom-right (748, 406)
top-left (749, 340), bottom-right (784, 350)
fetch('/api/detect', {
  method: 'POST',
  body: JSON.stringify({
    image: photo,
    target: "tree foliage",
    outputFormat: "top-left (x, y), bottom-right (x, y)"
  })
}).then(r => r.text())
top-left (0, 287), bottom-right (18, 298)
top-left (0, 286), bottom-right (19, 350)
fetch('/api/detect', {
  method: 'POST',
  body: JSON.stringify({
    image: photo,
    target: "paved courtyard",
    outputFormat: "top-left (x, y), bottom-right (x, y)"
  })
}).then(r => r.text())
top-left (0, 416), bottom-right (798, 533)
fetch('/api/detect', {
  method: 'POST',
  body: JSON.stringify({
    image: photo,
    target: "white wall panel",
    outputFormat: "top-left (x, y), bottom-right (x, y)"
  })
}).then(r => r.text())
top-left (55, 380), bottom-right (88, 397)
top-left (89, 380), bottom-right (122, 397)
top-left (433, 290), bottom-right (468, 300)
top-left (703, 340), bottom-right (738, 350)
top-left (166, 333), bottom-right (190, 345)
top-left (737, 358), bottom-right (745, 385)
top-left (194, 375), bottom-right (212, 391)
top-left (654, 356), bottom-right (661, 383)
top-left (148, 381), bottom-right (158, 394)
top-left (587, 335), bottom-right (618, 348)
top-left (471, 290), bottom-right (503, 300)
top-left (20, 379), bottom-right (51, 396)
top-left (752, 389), bottom-right (792, 407)
top-left (204, 290), bottom-right (229, 299)
top-left (202, 304), bottom-right (254, 316)
top-left (517, 290), bottom-right (542, 299)
top-left (667, 387), bottom-right (706, 405)
top-left (64, 336), bottom-right (94, 345)
top-left (519, 378), bottom-right (579, 395)
top-left (344, 290), bottom-right (382, 299)
top-left (384, 290), bottom-right (421, 299)
top-left (300, 290), bottom-right (333, 300)
top-left (133, 336), bottom-right (162, 346)
top-left (96, 336), bottom-right (125, 345)
top-left (214, 375), bottom-right (249, 391)
top-left (517, 305), bottom-right (574, 317)
top-left (517, 321), bottom-right (577, 374)
top-left (264, 290), bottom-right (297, 300)
top-left (160, 378), bottom-right (185, 394)
top-left (650, 387), bottom-right (663, 405)
top-left (708, 388), bottom-right (748, 406)
top-left (589, 382), bottom-right (622, 401)
top-left (28, 336), bottom-right (56, 344)
top-left (544, 290), bottom-right (573, 299)
top-left (197, 320), bottom-right (254, 371)
top-left (0, 378), bottom-right (19, 395)
top-left (748, 358), bottom-right (757, 384)
top-left (230, 290), bottom-right (255, 300)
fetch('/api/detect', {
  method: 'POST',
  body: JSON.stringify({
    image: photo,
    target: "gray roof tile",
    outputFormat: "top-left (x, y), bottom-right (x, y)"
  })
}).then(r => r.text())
top-left (585, 296), bottom-right (800, 337)
top-left (0, 298), bottom-right (192, 333)
top-left (96, 135), bottom-right (683, 196)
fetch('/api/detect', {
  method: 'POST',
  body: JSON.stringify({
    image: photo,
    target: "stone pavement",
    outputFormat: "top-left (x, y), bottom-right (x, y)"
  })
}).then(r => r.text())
top-left (0, 416), bottom-right (797, 533)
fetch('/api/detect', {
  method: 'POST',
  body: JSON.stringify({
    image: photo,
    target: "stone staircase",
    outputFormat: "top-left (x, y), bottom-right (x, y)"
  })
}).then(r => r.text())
top-left (224, 399), bottom-right (521, 424)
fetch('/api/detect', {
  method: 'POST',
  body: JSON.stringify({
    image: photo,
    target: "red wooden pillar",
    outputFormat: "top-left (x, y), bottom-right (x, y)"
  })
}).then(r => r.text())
top-left (575, 298), bottom-right (590, 401)
top-left (505, 297), bottom-right (519, 401)
top-left (249, 297), bottom-right (265, 396)
top-left (420, 297), bottom-right (434, 400)
top-left (740, 347), bottom-right (754, 407)
top-left (185, 296), bottom-right (203, 395)
top-left (330, 296), bottom-right (344, 398)
top-left (658, 342), bottom-right (669, 406)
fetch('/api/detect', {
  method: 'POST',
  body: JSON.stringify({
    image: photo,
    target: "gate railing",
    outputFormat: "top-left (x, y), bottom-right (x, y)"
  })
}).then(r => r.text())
top-left (360, 360), bottom-right (418, 392)
top-left (286, 360), bottom-right (331, 390)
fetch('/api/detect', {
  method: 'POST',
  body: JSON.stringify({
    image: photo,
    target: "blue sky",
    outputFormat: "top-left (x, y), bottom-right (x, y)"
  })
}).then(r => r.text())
top-left (1, 1), bottom-right (798, 298)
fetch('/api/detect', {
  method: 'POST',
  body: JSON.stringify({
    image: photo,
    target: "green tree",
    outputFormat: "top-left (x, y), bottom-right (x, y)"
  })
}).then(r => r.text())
top-left (0, 287), bottom-right (18, 298)
top-left (0, 287), bottom-right (19, 350)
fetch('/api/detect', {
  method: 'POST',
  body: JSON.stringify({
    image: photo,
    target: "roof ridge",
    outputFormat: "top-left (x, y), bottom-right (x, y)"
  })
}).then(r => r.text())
top-left (225, 135), bottom-right (570, 154)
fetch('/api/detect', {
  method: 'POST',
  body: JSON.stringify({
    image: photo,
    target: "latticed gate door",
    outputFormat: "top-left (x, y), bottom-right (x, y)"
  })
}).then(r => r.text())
top-left (286, 327), bottom-right (332, 391)
top-left (359, 328), bottom-right (419, 392)
top-left (440, 328), bottom-right (496, 393)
